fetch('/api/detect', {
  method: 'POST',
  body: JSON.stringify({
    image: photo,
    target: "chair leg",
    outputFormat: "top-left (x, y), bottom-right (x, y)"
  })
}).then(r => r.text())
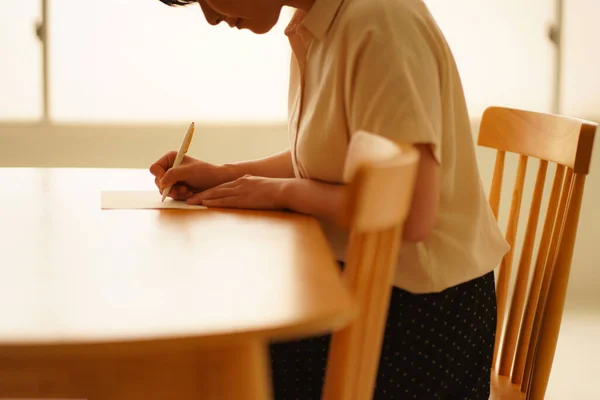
top-left (0, 340), bottom-right (272, 400)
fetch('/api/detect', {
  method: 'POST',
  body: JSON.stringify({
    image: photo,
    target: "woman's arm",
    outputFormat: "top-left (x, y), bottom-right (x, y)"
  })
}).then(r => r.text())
top-left (221, 149), bottom-right (295, 181)
top-left (280, 143), bottom-right (439, 241)
top-left (194, 146), bottom-right (439, 242)
top-left (402, 143), bottom-right (440, 242)
top-left (280, 178), bottom-right (350, 228)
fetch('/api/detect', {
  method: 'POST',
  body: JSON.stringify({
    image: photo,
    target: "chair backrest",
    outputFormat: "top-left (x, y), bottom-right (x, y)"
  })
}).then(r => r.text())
top-left (478, 106), bottom-right (597, 399)
top-left (321, 131), bottom-right (420, 400)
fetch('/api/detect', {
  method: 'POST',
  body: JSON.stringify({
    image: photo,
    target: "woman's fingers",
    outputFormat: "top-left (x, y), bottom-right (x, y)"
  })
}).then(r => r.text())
top-left (149, 163), bottom-right (166, 179)
top-left (160, 165), bottom-right (192, 188)
top-left (187, 186), bottom-right (240, 205)
top-left (188, 180), bottom-right (240, 201)
top-left (149, 151), bottom-right (178, 178)
top-left (170, 185), bottom-right (190, 200)
top-left (201, 196), bottom-right (240, 208)
top-left (153, 181), bottom-right (190, 200)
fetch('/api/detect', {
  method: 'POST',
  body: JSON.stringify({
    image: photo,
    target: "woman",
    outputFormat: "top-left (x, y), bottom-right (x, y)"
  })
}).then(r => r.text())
top-left (151, 0), bottom-right (509, 398)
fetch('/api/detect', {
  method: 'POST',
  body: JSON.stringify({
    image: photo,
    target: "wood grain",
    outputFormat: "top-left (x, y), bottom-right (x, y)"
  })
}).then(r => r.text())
top-left (478, 106), bottom-right (596, 173)
top-left (0, 341), bottom-right (272, 400)
top-left (0, 168), bottom-right (354, 354)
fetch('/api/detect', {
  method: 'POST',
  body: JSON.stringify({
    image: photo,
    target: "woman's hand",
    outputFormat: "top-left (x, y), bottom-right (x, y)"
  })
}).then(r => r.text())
top-left (149, 152), bottom-right (234, 200)
top-left (187, 175), bottom-right (289, 209)
top-left (188, 175), bottom-right (350, 229)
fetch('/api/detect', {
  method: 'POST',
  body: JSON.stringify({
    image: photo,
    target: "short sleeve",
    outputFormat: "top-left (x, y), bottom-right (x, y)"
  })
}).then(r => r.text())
top-left (345, 18), bottom-right (443, 164)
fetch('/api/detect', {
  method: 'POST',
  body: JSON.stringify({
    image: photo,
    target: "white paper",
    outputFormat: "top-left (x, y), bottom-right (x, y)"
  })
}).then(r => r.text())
top-left (101, 191), bottom-right (206, 210)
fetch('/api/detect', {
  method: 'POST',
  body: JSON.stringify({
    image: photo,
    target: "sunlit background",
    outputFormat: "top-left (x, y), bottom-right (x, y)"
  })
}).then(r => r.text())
top-left (1, 1), bottom-right (599, 398)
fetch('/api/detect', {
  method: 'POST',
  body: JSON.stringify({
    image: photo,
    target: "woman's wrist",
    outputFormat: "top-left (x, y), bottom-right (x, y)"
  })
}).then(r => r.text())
top-left (277, 178), bottom-right (297, 210)
top-left (217, 163), bottom-right (244, 184)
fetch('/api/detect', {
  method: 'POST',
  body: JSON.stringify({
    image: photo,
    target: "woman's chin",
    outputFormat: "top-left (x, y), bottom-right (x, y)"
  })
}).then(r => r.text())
top-left (248, 24), bottom-right (275, 34)
top-left (242, 18), bottom-right (278, 35)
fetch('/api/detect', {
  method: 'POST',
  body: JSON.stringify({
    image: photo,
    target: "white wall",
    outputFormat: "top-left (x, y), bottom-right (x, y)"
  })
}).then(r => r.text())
top-left (562, 0), bottom-right (600, 118)
top-left (427, 0), bottom-right (555, 116)
top-left (0, 123), bottom-right (288, 168)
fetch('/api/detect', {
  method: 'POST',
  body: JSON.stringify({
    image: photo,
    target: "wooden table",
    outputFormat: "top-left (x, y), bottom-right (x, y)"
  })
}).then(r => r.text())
top-left (0, 168), bottom-right (355, 400)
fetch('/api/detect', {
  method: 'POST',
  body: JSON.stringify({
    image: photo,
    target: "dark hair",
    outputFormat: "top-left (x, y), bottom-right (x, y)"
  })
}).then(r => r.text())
top-left (159, 0), bottom-right (198, 6)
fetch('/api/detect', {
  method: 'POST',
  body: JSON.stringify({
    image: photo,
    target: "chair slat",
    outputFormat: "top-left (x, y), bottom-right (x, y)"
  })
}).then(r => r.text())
top-left (490, 150), bottom-right (506, 220)
top-left (521, 168), bottom-right (574, 393)
top-left (498, 160), bottom-right (548, 376)
top-left (354, 227), bottom-right (402, 399)
top-left (494, 155), bottom-right (528, 366)
top-left (323, 232), bottom-right (377, 400)
top-left (528, 174), bottom-right (586, 400)
top-left (511, 164), bottom-right (565, 384)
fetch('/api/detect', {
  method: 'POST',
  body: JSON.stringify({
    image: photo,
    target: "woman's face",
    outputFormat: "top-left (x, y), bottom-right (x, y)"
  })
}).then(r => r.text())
top-left (197, 0), bottom-right (284, 34)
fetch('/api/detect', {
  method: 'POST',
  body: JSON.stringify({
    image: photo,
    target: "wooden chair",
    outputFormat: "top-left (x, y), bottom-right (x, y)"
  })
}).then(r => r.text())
top-left (321, 131), bottom-right (421, 400)
top-left (478, 106), bottom-right (597, 399)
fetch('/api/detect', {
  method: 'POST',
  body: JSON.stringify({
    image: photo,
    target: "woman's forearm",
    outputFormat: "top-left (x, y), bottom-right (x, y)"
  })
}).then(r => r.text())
top-left (278, 145), bottom-right (439, 242)
top-left (280, 178), bottom-right (350, 228)
top-left (221, 150), bottom-right (295, 181)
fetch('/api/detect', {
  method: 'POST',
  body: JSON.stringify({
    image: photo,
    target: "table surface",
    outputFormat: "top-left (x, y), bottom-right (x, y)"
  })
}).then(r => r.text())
top-left (0, 168), bottom-right (354, 354)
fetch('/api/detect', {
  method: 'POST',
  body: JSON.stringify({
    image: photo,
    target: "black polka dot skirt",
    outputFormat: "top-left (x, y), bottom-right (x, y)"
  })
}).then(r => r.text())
top-left (269, 270), bottom-right (496, 399)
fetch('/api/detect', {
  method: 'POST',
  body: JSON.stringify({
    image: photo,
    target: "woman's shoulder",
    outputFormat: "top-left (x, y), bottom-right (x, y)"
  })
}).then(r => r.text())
top-left (336, 0), bottom-right (440, 43)
top-left (331, 0), bottom-right (444, 61)
top-left (341, 0), bottom-right (428, 27)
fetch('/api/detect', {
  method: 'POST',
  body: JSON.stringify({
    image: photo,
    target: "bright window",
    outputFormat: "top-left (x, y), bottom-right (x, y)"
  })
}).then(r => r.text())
top-left (1, 1), bottom-right (598, 123)
top-left (49, 0), bottom-right (292, 123)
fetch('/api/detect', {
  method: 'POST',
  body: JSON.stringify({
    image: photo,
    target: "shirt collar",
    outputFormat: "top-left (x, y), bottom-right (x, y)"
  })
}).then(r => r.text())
top-left (285, 0), bottom-right (345, 40)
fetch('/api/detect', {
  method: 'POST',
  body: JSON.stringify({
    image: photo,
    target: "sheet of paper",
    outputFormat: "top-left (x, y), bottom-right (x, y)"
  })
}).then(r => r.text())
top-left (101, 191), bottom-right (206, 210)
